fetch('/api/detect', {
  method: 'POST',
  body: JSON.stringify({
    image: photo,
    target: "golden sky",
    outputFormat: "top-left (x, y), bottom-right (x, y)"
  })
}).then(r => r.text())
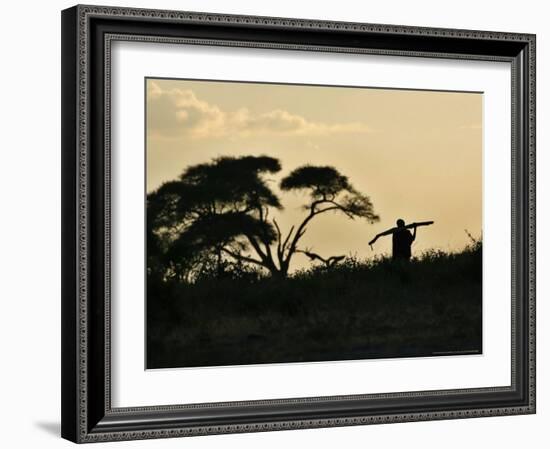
top-left (146, 78), bottom-right (482, 271)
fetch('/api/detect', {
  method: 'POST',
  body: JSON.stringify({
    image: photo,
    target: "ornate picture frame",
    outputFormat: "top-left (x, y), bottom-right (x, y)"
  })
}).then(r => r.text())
top-left (61, 4), bottom-right (535, 443)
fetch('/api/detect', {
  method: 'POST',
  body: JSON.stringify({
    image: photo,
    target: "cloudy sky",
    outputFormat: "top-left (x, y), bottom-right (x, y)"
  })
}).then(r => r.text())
top-left (146, 78), bottom-right (482, 271)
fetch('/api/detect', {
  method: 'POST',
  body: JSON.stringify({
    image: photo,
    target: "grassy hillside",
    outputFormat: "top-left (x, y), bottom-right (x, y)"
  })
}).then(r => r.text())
top-left (147, 240), bottom-right (482, 369)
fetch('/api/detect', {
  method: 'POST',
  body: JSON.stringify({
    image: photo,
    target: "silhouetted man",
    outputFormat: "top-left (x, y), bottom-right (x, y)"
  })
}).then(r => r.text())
top-left (392, 218), bottom-right (416, 260)
top-left (368, 218), bottom-right (431, 260)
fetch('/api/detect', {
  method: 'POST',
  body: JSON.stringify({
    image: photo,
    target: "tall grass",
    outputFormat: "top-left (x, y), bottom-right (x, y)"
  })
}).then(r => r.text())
top-left (147, 239), bottom-right (482, 368)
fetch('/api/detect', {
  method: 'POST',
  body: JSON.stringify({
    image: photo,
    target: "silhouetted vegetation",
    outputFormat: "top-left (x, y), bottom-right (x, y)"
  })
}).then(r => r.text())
top-left (147, 238), bottom-right (482, 368)
top-left (147, 156), bottom-right (379, 281)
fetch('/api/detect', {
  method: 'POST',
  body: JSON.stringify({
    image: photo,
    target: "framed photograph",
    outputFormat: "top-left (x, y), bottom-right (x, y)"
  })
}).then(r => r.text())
top-left (61, 4), bottom-right (536, 443)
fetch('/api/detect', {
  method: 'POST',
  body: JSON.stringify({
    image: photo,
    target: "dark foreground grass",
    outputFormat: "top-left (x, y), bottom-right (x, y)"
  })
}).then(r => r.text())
top-left (147, 241), bottom-right (482, 368)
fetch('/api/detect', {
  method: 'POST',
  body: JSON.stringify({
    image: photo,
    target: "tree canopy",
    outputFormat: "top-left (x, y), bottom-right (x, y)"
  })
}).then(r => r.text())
top-left (147, 155), bottom-right (379, 281)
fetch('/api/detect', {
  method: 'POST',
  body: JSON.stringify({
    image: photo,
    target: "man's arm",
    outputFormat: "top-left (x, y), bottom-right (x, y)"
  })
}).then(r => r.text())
top-left (369, 226), bottom-right (397, 246)
top-left (411, 225), bottom-right (417, 242)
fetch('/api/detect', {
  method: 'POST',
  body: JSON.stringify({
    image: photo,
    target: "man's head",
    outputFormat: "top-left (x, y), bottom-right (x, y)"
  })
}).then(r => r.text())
top-left (396, 218), bottom-right (405, 227)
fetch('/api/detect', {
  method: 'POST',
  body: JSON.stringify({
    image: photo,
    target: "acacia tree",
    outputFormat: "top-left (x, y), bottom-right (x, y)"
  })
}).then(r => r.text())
top-left (147, 156), bottom-right (379, 280)
top-left (147, 156), bottom-right (281, 281)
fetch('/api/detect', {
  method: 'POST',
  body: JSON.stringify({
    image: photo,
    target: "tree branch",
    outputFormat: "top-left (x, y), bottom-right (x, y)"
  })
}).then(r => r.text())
top-left (221, 248), bottom-right (265, 267)
top-left (281, 225), bottom-right (295, 255)
top-left (263, 240), bottom-right (277, 270)
top-left (320, 200), bottom-right (355, 218)
top-left (283, 209), bottom-right (317, 266)
top-left (246, 234), bottom-right (268, 261)
top-left (273, 218), bottom-right (284, 262)
top-left (296, 249), bottom-right (345, 268)
top-left (315, 205), bottom-right (343, 215)
top-left (282, 199), bottom-right (356, 268)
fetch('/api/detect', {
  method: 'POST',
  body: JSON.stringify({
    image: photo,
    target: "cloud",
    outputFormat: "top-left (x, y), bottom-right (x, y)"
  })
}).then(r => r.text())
top-left (147, 81), bottom-right (372, 140)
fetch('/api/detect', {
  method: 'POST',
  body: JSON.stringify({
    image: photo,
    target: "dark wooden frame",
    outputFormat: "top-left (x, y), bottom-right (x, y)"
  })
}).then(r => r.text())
top-left (61, 4), bottom-right (536, 443)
